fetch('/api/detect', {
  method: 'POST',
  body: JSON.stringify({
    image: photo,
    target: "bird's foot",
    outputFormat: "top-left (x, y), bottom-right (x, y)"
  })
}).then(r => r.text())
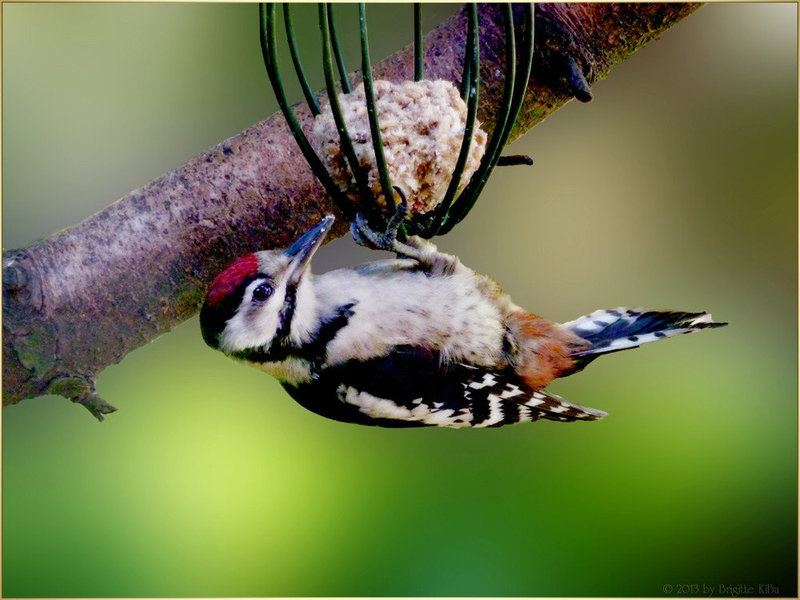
top-left (350, 191), bottom-right (417, 257)
top-left (351, 204), bottom-right (459, 276)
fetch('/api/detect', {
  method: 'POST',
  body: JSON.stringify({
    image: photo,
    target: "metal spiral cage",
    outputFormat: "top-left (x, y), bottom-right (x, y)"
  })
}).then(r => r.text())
top-left (259, 3), bottom-right (535, 239)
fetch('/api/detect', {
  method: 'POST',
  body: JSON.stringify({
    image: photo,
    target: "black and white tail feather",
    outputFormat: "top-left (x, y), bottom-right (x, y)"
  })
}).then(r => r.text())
top-left (563, 308), bottom-right (726, 369)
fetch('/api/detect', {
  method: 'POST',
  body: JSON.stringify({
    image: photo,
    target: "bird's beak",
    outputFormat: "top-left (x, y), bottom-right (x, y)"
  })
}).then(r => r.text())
top-left (284, 215), bottom-right (334, 284)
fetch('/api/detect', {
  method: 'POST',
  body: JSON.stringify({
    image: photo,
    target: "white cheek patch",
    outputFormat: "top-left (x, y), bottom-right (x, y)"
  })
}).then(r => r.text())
top-left (220, 280), bottom-right (285, 354)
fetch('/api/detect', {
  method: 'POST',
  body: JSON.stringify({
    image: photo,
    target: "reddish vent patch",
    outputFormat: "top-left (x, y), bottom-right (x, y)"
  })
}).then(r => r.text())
top-left (206, 253), bottom-right (259, 307)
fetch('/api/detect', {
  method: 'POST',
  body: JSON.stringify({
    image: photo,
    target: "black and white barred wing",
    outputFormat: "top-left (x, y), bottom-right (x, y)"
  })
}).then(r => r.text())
top-left (286, 347), bottom-right (607, 428)
top-left (335, 363), bottom-right (607, 429)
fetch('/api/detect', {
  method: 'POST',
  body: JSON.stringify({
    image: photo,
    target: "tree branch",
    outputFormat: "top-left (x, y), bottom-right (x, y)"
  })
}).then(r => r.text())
top-left (2, 3), bottom-right (701, 418)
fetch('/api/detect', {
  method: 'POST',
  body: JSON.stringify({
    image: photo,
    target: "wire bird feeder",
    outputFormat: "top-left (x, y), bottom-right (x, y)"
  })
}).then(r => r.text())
top-left (259, 3), bottom-right (534, 239)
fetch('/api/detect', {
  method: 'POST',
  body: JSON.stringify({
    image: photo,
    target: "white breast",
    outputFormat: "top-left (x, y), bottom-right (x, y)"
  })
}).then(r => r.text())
top-left (315, 261), bottom-right (507, 367)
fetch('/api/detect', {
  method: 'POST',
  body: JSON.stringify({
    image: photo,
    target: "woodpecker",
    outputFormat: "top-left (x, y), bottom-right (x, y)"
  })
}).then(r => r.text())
top-left (200, 214), bottom-right (726, 428)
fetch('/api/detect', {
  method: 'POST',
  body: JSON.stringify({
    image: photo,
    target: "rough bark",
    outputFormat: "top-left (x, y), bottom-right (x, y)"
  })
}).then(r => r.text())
top-left (2, 3), bottom-right (701, 419)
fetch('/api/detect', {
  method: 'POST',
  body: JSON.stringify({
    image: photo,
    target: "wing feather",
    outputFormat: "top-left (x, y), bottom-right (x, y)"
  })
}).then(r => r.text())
top-left (284, 345), bottom-right (607, 428)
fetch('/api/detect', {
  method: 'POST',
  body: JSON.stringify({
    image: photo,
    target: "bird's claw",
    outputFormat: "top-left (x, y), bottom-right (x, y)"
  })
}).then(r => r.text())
top-left (351, 192), bottom-right (409, 254)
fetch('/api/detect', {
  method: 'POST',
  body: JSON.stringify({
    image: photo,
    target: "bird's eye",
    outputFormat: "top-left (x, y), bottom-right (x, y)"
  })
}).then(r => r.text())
top-left (252, 283), bottom-right (273, 303)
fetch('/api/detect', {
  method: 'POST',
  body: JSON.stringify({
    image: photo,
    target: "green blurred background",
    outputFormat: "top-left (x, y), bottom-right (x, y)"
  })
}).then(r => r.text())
top-left (3, 3), bottom-right (796, 597)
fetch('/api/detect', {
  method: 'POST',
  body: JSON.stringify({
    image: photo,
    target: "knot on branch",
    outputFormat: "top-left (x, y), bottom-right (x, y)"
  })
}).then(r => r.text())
top-left (3, 250), bottom-right (56, 379)
top-left (3, 250), bottom-right (39, 307)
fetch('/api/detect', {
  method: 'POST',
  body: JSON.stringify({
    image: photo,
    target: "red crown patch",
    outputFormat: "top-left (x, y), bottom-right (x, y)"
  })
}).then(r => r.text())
top-left (206, 253), bottom-right (259, 307)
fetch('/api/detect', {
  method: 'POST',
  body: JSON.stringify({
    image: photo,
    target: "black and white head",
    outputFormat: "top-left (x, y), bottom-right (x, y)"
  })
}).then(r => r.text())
top-left (200, 216), bottom-right (334, 357)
